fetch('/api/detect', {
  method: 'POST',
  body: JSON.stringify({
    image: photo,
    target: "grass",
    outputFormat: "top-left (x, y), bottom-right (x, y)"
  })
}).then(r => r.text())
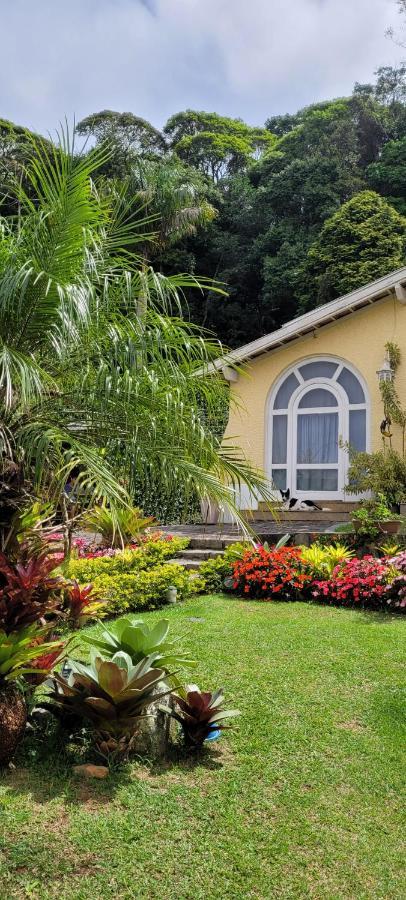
top-left (0, 595), bottom-right (405, 900)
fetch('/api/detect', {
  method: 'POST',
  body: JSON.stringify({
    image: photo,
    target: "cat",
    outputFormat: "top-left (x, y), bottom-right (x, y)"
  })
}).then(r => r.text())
top-left (280, 488), bottom-right (331, 512)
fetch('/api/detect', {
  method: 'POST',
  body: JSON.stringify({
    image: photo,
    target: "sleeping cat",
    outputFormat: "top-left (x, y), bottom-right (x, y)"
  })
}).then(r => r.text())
top-left (280, 489), bottom-right (331, 511)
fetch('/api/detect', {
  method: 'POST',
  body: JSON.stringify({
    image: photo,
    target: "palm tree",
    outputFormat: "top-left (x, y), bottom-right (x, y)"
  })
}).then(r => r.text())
top-left (0, 129), bottom-right (273, 540)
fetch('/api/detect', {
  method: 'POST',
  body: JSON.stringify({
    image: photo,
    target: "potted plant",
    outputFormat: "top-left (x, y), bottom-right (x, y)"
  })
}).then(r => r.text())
top-left (352, 494), bottom-right (403, 537)
top-left (345, 448), bottom-right (406, 513)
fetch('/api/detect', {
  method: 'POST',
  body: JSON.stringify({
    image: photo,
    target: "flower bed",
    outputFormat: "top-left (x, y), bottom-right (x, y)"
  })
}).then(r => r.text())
top-left (232, 546), bottom-right (312, 600)
top-left (310, 557), bottom-right (390, 610)
top-left (224, 544), bottom-right (406, 613)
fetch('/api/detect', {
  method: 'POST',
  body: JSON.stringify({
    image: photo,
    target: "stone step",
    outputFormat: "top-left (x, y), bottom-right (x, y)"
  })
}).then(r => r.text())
top-left (167, 557), bottom-right (203, 570)
top-left (180, 548), bottom-right (225, 560)
top-left (188, 536), bottom-right (240, 550)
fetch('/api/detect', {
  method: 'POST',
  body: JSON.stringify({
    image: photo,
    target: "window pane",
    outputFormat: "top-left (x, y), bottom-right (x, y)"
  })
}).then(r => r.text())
top-left (337, 367), bottom-right (365, 403)
top-left (349, 409), bottom-right (366, 452)
top-left (274, 372), bottom-right (300, 409)
top-left (299, 361), bottom-right (338, 380)
top-left (272, 416), bottom-right (287, 463)
top-left (272, 469), bottom-right (287, 490)
top-left (296, 469), bottom-right (338, 491)
top-left (298, 388), bottom-right (338, 408)
top-left (297, 413), bottom-right (338, 463)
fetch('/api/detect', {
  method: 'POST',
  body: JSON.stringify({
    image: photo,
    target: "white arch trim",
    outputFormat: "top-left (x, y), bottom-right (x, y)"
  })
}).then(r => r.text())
top-left (265, 355), bottom-right (371, 500)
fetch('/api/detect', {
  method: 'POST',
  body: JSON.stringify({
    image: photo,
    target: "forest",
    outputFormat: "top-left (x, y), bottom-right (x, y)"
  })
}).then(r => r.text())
top-left (1, 64), bottom-right (405, 349)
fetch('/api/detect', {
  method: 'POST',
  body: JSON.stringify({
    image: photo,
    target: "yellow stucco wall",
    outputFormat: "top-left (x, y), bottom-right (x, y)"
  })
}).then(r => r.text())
top-left (224, 295), bottom-right (406, 479)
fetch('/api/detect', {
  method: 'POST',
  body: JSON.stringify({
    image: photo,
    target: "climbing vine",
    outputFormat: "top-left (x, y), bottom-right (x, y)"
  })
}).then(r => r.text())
top-left (379, 342), bottom-right (406, 456)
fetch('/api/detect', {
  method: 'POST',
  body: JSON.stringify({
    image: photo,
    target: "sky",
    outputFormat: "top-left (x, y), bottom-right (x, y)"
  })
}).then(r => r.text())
top-left (0, 0), bottom-right (404, 137)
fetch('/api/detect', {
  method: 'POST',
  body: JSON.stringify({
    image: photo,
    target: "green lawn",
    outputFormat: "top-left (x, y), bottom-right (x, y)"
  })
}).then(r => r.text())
top-left (0, 596), bottom-right (405, 900)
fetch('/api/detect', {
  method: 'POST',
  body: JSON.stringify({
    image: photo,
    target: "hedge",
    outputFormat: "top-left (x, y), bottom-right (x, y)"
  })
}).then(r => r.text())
top-left (65, 537), bottom-right (189, 583)
top-left (93, 563), bottom-right (192, 615)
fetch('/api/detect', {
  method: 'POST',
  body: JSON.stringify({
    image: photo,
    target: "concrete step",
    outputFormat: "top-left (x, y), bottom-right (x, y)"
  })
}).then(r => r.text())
top-left (257, 501), bottom-right (359, 513)
top-left (246, 510), bottom-right (350, 523)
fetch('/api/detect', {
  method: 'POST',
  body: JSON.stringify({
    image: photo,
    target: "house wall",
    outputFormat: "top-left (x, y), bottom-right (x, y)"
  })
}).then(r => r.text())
top-left (224, 294), bottom-right (406, 500)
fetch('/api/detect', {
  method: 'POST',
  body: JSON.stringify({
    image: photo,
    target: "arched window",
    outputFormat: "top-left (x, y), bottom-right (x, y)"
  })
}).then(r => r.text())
top-left (268, 358), bottom-right (368, 498)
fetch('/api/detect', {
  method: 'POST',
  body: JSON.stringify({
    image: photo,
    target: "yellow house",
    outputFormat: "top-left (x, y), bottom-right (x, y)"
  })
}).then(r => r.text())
top-left (217, 267), bottom-right (406, 515)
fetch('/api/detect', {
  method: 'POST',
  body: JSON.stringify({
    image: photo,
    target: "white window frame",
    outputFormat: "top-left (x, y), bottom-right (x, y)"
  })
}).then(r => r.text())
top-left (266, 356), bottom-right (370, 500)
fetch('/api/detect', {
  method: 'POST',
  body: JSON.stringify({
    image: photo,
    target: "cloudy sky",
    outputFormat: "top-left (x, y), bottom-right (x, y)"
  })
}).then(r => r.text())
top-left (1, 0), bottom-right (404, 135)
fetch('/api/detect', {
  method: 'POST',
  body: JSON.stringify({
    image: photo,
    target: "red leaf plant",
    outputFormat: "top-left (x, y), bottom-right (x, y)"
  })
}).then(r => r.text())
top-left (64, 579), bottom-right (107, 627)
top-left (0, 550), bottom-right (65, 632)
top-left (25, 642), bottom-right (67, 686)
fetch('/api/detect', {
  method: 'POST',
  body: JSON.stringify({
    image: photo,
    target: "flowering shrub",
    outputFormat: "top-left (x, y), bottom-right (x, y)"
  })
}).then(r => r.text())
top-left (64, 537), bottom-right (189, 582)
top-left (311, 557), bottom-right (390, 610)
top-left (384, 551), bottom-right (406, 610)
top-left (232, 547), bottom-right (312, 601)
top-left (229, 545), bottom-right (406, 613)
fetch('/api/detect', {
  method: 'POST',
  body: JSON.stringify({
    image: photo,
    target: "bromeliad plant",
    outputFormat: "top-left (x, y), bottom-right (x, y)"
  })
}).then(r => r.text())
top-left (48, 651), bottom-right (171, 762)
top-left (0, 549), bottom-right (65, 632)
top-left (82, 617), bottom-right (195, 679)
top-left (81, 505), bottom-right (155, 549)
top-left (65, 580), bottom-right (106, 628)
top-left (160, 687), bottom-right (240, 749)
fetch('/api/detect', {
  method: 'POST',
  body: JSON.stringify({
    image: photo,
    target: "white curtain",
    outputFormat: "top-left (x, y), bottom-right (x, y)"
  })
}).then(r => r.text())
top-left (272, 415), bottom-right (287, 463)
top-left (297, 413), bottom-right (338, 464)
top-left (296, 469), bottom-right (338, 491)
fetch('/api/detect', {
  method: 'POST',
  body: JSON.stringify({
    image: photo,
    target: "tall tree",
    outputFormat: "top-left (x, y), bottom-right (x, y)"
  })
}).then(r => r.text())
top-left (164, 110), bottom-right (274, 181)
top-left (302, 190), bottom-right (406, 305)
top-left (367, 136), bottom-right (406, 214)
top-left (76, 110), bottom-right (167, 176)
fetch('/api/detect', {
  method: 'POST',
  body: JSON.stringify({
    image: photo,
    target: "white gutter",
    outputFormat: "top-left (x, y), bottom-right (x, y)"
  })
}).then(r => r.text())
top-left (208, 266), bottom-right (406, 373)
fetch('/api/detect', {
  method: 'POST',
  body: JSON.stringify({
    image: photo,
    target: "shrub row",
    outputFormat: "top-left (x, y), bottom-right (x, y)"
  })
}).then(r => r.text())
top-left (92, 563), bottom-right (192, 615)
top-left (65, 537), bottom-right (189, 582)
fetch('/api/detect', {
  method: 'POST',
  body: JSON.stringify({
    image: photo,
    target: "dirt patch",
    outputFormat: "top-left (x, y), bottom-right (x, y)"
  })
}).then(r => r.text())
top-left (336, 719), bottom-right (366, 732)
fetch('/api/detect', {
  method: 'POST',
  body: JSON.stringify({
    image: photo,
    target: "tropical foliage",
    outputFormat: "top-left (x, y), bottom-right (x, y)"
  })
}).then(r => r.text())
top-left (82, 616), bottom-right (196, 674)
top-left (48, 651), bottom-right (170, 761)
top-left (160, 687), bottom-right (240, 748)
top-left (81, 505), bottom-right (155, 548)
top-left (0, 127), bottom-right (274, 534)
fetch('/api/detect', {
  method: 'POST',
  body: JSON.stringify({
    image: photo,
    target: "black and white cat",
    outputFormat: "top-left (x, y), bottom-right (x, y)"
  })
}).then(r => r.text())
top-left (280, 488), bottom-right (330, 511)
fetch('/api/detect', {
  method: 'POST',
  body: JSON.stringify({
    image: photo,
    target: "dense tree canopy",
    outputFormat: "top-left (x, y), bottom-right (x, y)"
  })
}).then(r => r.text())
top-left (302, 191), bottom-right (406, 305)
top-left (1, 66), bottom-right (406, 349)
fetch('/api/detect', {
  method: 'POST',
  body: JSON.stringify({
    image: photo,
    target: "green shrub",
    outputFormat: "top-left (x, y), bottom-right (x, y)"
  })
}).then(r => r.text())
top-left (80, 504), bottom-right (155, 548)
top-left (199, 542), bottom-right (251, 593)
top-left (65, 538), bottom-right (189, 582)
top-left (92, 564), bottom-right (191, 615)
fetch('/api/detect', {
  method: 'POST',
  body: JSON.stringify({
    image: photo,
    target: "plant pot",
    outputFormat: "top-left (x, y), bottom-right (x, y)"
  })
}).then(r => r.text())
top-left (378, 520), bottom-right (401, 535)
top-left (352, 518), bottom-right (401, 535)
top-left (0, 683), bottom-right (27, 767)
top-left (200, 499), bottom-right (220, 526)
